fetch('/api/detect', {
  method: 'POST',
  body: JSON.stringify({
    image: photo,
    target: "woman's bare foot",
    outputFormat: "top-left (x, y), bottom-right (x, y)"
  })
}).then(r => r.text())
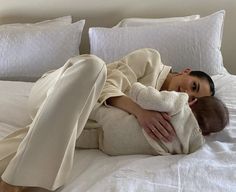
top-left (0, 180), bottom-right (26, 192)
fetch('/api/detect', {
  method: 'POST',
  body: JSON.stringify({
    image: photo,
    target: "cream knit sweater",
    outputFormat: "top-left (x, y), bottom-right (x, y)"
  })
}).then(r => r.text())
top-left (98, 48), bottom-right (171, 104)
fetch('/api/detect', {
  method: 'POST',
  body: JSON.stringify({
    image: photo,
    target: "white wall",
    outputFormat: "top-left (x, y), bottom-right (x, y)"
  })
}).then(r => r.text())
top-left (0, 0), bottom-right (235, 74)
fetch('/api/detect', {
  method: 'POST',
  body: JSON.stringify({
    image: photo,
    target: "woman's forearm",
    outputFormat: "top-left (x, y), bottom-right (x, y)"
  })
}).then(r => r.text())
top-left (106, 96), bottom-right (143, 118)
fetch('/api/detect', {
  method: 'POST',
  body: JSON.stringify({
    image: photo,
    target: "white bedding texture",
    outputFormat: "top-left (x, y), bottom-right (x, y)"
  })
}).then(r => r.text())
top-left (89, 10), bottom-right (227, 76)
top-left (0, 17), bottom-right (84, 81)
top-left (0, 74), bottom-right (235, 192)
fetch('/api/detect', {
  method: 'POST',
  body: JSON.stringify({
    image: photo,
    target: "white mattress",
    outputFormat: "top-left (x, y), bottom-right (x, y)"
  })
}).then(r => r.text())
top-left (0, 74), bottom-right (236, 192)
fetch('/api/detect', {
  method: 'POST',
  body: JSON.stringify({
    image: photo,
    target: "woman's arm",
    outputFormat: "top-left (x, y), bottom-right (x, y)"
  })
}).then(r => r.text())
top-left (129, 82), bottom-right (188, 115)
top-left (98, 48), bottom-right (166, 104)
top-left (107, 95), bottom-right (175, 142)
top-left (100, 48), bottom-right (175, 142)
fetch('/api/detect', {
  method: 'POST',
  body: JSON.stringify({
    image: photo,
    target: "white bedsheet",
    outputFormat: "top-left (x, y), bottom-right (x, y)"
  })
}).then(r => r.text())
top-left (0, 81), bottom-right (32, 139)
top-left (0, 74), bottom-right (236, 192)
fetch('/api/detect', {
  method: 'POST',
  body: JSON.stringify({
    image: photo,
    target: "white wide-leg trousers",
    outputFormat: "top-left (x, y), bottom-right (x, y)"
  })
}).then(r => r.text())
top-left (0, 54), bottom-right (107, 190)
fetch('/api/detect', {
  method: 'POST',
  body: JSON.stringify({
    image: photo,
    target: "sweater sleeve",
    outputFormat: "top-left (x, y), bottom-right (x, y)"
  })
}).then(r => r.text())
top-left (98, 48), bottom-right (165, 105)
top-left (129, 82), bottom-right (189, 115)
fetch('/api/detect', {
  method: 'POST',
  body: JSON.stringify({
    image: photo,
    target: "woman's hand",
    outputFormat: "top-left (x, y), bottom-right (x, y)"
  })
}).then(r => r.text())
top-left (106, 95), bottom-right (176, 142)
top-left (135, 108), bottom-right (175, 142)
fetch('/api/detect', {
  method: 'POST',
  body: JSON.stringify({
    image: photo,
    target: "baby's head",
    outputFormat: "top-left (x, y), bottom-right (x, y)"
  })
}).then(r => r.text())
top-left (190, 96), bottom-right (229, 136)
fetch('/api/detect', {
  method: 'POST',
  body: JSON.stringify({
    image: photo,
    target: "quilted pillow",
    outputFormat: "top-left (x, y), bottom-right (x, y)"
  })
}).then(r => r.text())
top-left (3, 16), bottom-right (72, 27)
top-left (0, 17), bottom-right (85, 81)
top-left (114, 14), bottom-right (200, 27)
top-left (89, 10), bottom-right (227, 75)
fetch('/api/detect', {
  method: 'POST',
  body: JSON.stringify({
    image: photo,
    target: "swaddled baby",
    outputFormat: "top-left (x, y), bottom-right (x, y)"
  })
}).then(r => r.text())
top-left (79, 82), bottom-right (229, 155)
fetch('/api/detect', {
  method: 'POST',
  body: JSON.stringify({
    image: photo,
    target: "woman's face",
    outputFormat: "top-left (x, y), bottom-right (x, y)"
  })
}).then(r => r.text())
top-left (168, 70), bottom-right (211, 101)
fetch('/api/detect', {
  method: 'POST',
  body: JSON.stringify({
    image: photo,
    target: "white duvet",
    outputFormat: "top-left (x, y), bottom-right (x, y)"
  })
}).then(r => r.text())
top-left (0, 74), bottom-right (236, 192)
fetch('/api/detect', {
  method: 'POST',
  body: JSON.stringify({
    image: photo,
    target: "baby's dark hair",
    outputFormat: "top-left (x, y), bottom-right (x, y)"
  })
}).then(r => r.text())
top-left (191, 96), bottom-right (229, 136)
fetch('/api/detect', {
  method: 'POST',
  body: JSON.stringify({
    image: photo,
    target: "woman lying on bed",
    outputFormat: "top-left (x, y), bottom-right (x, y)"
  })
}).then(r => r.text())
top-left (0, 48), bottom-right (216, 192)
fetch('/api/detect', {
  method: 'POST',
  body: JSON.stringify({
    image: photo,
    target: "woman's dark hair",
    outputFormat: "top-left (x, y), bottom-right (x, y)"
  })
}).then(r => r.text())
top-left (189, 71), bottom-right (215, 96)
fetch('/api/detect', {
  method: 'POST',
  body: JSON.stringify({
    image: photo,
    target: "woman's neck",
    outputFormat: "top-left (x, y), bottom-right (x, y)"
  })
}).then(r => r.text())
top-left (161, 73), bottom-right (174, 91)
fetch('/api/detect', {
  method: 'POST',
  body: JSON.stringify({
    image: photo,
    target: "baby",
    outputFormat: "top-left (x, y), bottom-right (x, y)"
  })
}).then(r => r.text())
top-left (128, 82), bottom-right (229, 155)
top-left (80, 83), bottom-right (229, 155)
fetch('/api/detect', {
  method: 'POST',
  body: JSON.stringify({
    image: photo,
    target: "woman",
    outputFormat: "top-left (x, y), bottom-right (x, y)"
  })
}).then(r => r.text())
top-left (0, 48), bottom-right (214, 192)
top-left (99, 48), bottom-right (214, 142)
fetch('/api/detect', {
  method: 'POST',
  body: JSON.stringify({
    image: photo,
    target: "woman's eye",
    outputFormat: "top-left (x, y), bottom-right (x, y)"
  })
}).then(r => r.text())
top-left (192, 82), bottom-right (197, 91)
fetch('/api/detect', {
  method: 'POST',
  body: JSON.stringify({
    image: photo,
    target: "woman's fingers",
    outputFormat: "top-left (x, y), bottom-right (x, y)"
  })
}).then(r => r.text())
top-left (143, 126), bottom-right (158, 141)
top-left (149, 124), bottom-right (170, 143)
top-left (160, 113), bottom-right (176, 137)
top-left (136, 109), bottom-right (175, 142)
top-left (161, 112), bottom-right (171, 121)
top-left (151, 120), bottom-right (171, 141)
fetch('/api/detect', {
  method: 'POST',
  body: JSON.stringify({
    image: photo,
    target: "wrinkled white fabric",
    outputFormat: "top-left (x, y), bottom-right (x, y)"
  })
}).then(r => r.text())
top-left (0, 74), bottom-right (236, 192)
top-left (0, 55), bottom-right (106, 190)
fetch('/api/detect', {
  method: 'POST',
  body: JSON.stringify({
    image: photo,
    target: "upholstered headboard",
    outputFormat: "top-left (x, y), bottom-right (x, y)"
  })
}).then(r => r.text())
top-left (0, 0), bottom-right (235, 74)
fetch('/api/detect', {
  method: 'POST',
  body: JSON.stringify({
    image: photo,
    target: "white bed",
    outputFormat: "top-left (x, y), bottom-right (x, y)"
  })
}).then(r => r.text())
top-left (1, 74), bottom-right (236, 192)
top-left (0, 1), bottom-right (236, 192)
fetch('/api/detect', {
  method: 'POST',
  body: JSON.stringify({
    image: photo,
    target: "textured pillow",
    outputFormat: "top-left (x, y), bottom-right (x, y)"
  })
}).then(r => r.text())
top-left (0, 17), bottom-right (85, 81)
top-left (205, 74), bottom-right (236, 143)
top-left (3, 16), bottom-right (72, 27)
top-left (89, 10), bottom-right (227, 75)
top-left (114, 14), bottom-right (200, 27)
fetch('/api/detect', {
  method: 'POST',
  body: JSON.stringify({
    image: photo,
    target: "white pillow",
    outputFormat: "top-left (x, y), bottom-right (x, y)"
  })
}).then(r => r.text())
top-left (212, 74), bottom-right (236, 114)
top-left (3, 16), bottom-right (72, 27)
top-left (0, 17), bottom-right (85, 81)
top-left (206, 74), bottom-right (236, 143)
top-left (89, 10), bottom-right (227, 75)
top-left (114, 14), bottom-right (200, 27)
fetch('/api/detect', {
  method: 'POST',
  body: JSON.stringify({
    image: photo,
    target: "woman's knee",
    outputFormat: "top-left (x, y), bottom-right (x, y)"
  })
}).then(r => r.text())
top-left (84, 55), bottom-right (106, 76)
top-left (68, 54), bottom-right (107, 80)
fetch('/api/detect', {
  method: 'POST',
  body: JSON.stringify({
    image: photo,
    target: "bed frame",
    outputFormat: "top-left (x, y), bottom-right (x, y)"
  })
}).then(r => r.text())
top-left (0, 0), bottom-right (235, 74)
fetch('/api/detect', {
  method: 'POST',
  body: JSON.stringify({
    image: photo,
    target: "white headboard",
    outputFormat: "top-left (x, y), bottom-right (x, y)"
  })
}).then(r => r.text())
top-left (0, 0), bottom-right (235, 74)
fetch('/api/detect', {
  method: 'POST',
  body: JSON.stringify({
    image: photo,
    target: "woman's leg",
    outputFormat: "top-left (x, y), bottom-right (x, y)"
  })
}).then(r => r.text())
top-left (0, 64), bottom-right (65, 178)
top-left (0, 54), bottom-right (106, 191)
